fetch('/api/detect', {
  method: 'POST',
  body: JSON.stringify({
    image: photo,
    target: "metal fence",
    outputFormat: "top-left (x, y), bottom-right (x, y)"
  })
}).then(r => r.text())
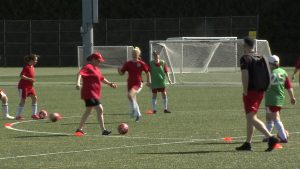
top-left (0, 16), bottom-right (258, 66)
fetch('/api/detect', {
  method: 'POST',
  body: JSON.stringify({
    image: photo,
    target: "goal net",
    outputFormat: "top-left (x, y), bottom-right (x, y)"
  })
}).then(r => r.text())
top-left (149, 37), bottom-right (272, 84)
top-left (77, 46), bottom-right (133, 68)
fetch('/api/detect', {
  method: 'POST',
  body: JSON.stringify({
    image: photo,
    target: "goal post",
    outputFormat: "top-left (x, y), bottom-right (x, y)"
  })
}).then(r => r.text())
top-left (77, 46), bottom-right (133, 68)
top-left (149, 37), bottom-right (272, 84)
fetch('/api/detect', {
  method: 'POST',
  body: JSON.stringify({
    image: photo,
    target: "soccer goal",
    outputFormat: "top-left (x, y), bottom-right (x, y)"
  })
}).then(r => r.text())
top-left (77, 46), bottom-right (133, 68)
top-left (149, 37), bottom-right (272, 84)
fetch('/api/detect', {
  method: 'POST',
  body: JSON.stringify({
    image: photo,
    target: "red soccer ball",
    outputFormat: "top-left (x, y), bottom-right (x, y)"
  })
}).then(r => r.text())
top-left (118, 123), bottom-right (129, 135)
top-left (49, 112), bottom-right (62, 122)
top-left (38, 110), bottom-right (48, 119)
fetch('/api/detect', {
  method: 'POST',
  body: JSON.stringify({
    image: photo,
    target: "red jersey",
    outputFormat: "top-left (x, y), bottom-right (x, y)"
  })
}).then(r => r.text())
top-left (295, 57), bottom-right (300, 69)
top-left (79, 63), bottom-right (104, 100)
top-left (120, 60), bottom-right (149, 87)
top-left (18, 64), bottom-right (34, 89)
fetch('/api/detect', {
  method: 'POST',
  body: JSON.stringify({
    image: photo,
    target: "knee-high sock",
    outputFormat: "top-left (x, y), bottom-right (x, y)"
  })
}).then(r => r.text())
top-left (152, 98), bottom-right (157, 111)
top-left (32, 104), bottom-right (37, 115)
top-left (163, 97), bottom-right (168, 110)
top-left (266, 121), bottom-right (274, 132)
top-left (134, 100), bottom-right (141, 117)
top-left (15, 106), bottom-right (24, 117)
top-left (274, 120), bottom-right (287, 140)
top-left (2, 104), bottom-right (8, 117)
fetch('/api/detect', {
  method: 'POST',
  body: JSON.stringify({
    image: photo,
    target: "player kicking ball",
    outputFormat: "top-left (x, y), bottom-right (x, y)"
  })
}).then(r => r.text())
top-left (149, 51), bottom-right (172, 114)
top-left (263, 55), bottom-right (296, 143)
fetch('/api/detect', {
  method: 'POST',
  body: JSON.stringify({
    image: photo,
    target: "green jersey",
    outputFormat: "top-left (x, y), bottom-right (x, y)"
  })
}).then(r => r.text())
top-left (265, 68), bottom-right (290, 106)
top-left (150, 60), bottom-right (168, 89)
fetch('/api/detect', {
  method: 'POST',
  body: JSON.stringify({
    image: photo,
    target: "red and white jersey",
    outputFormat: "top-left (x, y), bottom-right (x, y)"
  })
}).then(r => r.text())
top-left (18, 64), bottom-right (34, 89)
top-left (120, 60), bottom-right (149, 88)
top-left (79, 63), bottom-right (104, 100)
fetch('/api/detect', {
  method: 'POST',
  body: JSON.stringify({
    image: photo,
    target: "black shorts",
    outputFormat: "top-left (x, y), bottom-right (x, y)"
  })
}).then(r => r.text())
top-left (84, 98), bottom-right (101, 107)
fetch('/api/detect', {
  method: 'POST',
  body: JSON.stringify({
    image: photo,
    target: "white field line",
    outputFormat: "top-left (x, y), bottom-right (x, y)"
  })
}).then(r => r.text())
top-left (0, 140), bottom-right (195, 160)
top-left (2, 117), bottom-right (300, 160)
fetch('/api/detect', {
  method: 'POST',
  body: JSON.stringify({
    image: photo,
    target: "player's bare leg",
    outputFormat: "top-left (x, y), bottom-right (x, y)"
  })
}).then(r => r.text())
top-left (77, 106), bottom-right (93, 132)
top-left (95, 105), bottom-right (111, 135)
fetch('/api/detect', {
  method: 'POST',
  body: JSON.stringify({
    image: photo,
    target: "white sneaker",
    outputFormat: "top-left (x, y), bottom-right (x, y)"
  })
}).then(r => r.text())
top-left (3, 115), bottom-right (15, 120)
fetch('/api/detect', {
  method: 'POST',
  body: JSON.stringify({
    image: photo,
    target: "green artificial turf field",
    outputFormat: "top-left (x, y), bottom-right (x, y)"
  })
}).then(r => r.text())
top-left (0, 67), bottom-right (299, 169)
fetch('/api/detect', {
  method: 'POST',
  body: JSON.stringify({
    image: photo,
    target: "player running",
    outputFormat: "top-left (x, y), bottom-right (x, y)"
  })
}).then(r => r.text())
top-left (15, 54), bottom-right (39, 120)
top-left (75, 52), bottom-right (117, 136)
top-left (149, 51), bottom-right (172, 113)
top-left (263, 55), bottom-right (296, 143)
top-left (118, 47), bottom-right (150, 122)
top-left (1, 90), bottom-right (14, 119)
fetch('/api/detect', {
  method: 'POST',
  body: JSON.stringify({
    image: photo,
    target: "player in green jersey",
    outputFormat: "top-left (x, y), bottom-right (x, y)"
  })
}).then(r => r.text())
top-left (149, 51), bottom-right (172, 113)
top-left (264, 55), bottom-right (296, 143)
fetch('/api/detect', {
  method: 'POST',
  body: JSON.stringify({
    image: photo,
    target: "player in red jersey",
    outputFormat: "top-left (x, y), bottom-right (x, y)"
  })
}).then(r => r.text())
top-left (75, 52), bottom-right (117, 136)
top-left (118, 47), bottom-right (150, 122)
top-left (15, 54), bottom-right (39, 120)
top-left (0, 89), bottom-right (14, 119)
top-left (292, 56), bottom-right (300, 85)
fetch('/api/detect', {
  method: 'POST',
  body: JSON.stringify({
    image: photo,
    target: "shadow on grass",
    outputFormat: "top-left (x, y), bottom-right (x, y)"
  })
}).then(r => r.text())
top-left (138, 150), bottom-right (237, 155)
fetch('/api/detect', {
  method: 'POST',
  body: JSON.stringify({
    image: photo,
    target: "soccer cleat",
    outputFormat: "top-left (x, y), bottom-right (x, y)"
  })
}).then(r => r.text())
top-left (164, 109), bottom-right (171, 113)
top-left (15, 116), bottom-right (24, 120)
top-left (75, 129), bottom-right (86, 135)
top-left (3, 115), bottom-right (15, 120)
top-left (279, 139), bottom-right (288, 143)
top-left (31, 114), bottom-right (40, 120)
top-left (102, 130), bottom-right (111, 135)
top-left (135, 116), bottom-right (141, 122)
top-left (265, 136), bottom-right (279, 152)
top-left (262, 137), bottom-right (269, 142)
top-left (153, 110), bottom-right (157, 114)
top-left (236, 142), bottom-right (252, 151)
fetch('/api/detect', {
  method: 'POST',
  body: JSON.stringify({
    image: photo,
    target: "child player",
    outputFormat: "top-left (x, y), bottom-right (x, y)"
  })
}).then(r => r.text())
top-left (264, 55), bottom-right (296, 143)
top-left (149, 51), bottom-right (172, 113)
top-left (15, 54), bottom-right (39, 120)
top-left (118, 47), bottom-right (150, 122)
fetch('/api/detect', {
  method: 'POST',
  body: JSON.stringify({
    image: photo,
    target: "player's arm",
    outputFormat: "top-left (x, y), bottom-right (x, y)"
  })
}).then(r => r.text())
top-left (241, 69), bottom-right (249, 96)
top-left (285, 76), bottom-right (296, 105)
top-left (164, 64), bottom-right (172, 84)
top-left (145, 71), bottom-right (151, 87)
top-left (102, 78), bottom-right (117, 88)
top-left (76, 73), bottom-right (82, 90)
top-left (20, 74), bottom-right (35, 83)
top-left (118, 63), bottom-right (126, 75)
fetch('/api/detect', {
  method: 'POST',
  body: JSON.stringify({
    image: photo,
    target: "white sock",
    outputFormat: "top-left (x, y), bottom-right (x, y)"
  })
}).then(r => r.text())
top-left (32, 104), bottom-right (38, 115)
top-left (134, 101), bottom-right (141, 117)
top-left (15, 106), bottom-right (24, 117)
top-left (274, 120), bottom-right (287, 140)
top-left (266, 121), bottom-right (274, 132)
top-left (152, 98), bottom-right (157, 111)
top-left (129, 101), bottom-right (135, 117)
top-left (163, 97), bottom-right (168, 110)
top-left (2, 104), bottom-right (9, 117)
